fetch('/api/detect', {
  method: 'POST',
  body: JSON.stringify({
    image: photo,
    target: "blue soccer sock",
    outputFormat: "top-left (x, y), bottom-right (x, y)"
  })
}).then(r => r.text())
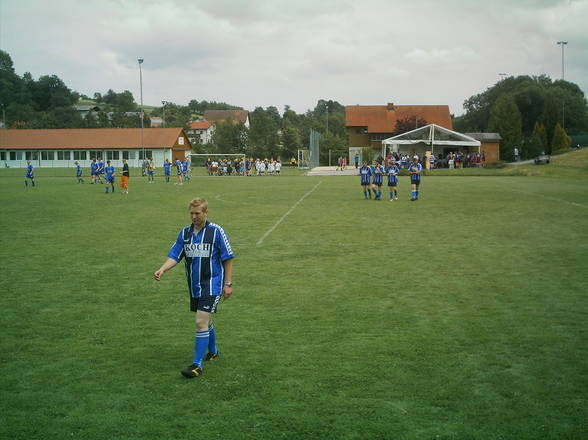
top-left (32, 180), bottom-right (35, 187)
top-left (193, 330), bottom-right (210, 367)
top-left (105, 186), bottom-right (109, 193)
top-left (416, 190), bottom-right (419, 199)
top-left (389, 191), bottom-right (394, 200)
top-left (364, 190), bottom-right (368, 199)
top-left (208, 324), bottom-right (217, 355)
top-left (411, 190), bottom-right (416, 199)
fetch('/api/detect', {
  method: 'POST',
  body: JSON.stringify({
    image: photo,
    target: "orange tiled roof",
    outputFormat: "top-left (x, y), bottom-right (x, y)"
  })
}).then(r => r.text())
top-left (204, 110), bottom-right (249, 124)
top-left (189, 121), bottom-right (213, 130)
top-left (0, 128), bottom-right (191, 150)
top-left (346, 104), bottom-right (452, 132)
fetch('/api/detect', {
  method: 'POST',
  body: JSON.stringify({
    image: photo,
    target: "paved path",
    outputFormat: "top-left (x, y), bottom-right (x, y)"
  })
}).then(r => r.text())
top-left (305, 166), bottom-right (358, 176)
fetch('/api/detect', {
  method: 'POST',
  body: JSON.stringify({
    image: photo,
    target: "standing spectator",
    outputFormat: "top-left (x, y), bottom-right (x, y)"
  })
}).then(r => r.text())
top-left (354, 153), bottom-right (360, 169)
top-left (342, 156), bottom-right (347, 170)
top-left (514, 147), bottom-right (520, 162)
top-left (121, 159), bottom-right (130, 194)
top-left (153, 197), bottom-right (234, 378)
top-left (336, 156), bottom-right (342, 171)
top-left (275, 159), bottom-right (282, 175)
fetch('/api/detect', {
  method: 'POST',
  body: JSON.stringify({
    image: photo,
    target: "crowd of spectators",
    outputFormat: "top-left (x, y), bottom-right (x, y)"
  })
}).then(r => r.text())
top-left (205, 157), bottom-right (282, 176)
top-left (381, 151), bottom-right (486, 169)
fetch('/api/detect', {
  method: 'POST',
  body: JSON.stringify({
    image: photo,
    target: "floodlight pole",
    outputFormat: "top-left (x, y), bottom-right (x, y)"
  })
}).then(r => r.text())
top-left (557, 41), bottom-right (568, 130)
top-left (161, 100), bottom-right (167, 128)
top-left (325, 103), bottom-right (329, 135)
top-left (138, 58), bottom-right (145, 165)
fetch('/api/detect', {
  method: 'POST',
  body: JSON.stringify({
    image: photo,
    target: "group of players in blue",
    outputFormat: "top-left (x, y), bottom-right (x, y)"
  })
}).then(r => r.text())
top-left (360, 156), bottom-right (423, 201)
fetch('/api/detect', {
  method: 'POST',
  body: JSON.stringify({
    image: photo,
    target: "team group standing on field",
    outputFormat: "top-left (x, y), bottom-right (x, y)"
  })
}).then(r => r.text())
top-left (360, 156), bottom-right (423, 201)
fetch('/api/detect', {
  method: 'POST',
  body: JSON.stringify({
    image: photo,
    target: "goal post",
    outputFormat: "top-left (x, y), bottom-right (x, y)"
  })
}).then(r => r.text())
top-left (297, 149), bottom-right (310, 169)
top-left (189, 153), bottom-right (246, 176)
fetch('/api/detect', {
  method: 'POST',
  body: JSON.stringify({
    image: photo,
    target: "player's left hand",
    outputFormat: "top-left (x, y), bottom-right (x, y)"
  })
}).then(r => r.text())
top-left (222, 286), bottom-right (233, 299)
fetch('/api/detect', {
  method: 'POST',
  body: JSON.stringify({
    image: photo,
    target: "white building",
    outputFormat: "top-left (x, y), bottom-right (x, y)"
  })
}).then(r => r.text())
top-left (0, 127), bottom-right (192, 169)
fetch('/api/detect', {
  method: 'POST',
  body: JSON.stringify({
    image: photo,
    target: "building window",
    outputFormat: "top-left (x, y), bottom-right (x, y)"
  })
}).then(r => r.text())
top-left (89, 151), bottom-right (103, 160)
top-left (41, 151), bottom-right (55, 161)
top-left (26, 151), bottom-right (39, 161)
top-left (10, 151), bottom-right (21, 160)
top-left (0, 152), bottom-right (6, 161)
top-left (74, 151), bottom-right (87, 160)
top-left (106, 151), bottom-right (120, 160)
top-left (57, 151), bottom-right (71, 160)
top-left (122, 151), bottom-right (136, 160)
top-left (138, 150), bottom-right (153, 160)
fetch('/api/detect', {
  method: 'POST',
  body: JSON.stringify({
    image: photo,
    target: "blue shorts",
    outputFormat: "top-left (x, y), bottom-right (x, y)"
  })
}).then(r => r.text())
top-left (388, 177), bottom-right (398, 186)
top-left (190, 295), bottom-right (222, 313)
top-left (361, 179), bottom-right (371, 186)
top-left (410, 175), bottom-right (421, 185)
top-left (373, 178), bottom-right (383, 186)
top-left (106, 176), bottom-right (114, 183)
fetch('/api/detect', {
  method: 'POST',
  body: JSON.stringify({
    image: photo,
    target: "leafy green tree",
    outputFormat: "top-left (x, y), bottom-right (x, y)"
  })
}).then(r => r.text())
top-left (525, 122), bottom-right (548, 158)
top-left (541, 94), bottom-right (559, 153)
top-left (281, 123), bottom-right (302, 158)
top-left (5, 103), bottom-right (35, 128)
top-left (29, 75), bottom-right (78, 111)
top-left (395, 116), bottom-right (428, 134)
top-left (488, 94), bottom-right (523, 161)
top-left (0, 50), bottom-right (15, 72)
top-left (551, 123), bottom-right (571, 153)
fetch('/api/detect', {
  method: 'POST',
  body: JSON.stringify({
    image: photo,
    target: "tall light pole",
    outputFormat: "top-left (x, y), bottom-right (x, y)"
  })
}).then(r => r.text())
top-left (557, 41), bottom-right (568, 129)
top-left (138, 58), bottom-right (145, 164)
top-left (325, 103), bottom-right (329, 135)
top-left (161, 100), bottom-right (167, 128)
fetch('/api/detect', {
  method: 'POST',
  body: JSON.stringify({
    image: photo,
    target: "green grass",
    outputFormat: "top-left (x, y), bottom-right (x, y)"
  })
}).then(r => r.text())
top-left (1, 166), bottom-right (587, 439)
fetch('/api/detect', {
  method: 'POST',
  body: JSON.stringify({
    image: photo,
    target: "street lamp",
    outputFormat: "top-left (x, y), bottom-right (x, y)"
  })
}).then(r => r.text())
top-left (557, 41), bottom-right (568, 129)
top-left (138, 58), bottom-right (145, 165)
top-left (325, 103), bottom-right (329, 135)
top-left (161, 100), bottom-right (167, 128)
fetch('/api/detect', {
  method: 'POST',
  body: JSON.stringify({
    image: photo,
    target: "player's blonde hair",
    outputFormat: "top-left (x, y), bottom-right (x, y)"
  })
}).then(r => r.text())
top-left (188, 197), bottom-right (208, 211)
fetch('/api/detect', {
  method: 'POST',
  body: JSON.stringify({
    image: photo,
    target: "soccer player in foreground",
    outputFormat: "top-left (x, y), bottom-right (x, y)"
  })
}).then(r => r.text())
top-left (153, 198), bottom-right (234, 378)
top-left (408, 156), bottom-right (422, 201)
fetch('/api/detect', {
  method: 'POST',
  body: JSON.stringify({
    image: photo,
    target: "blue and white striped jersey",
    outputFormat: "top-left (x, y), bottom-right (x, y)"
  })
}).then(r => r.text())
top-left (408, 163), bottom-right (422, 175)
top-left (359, 165), bottom-right (372, 185)
top-left (373, 165), bottom-right (384, 185)
top-left (76, 164), bottom-right (82, 177)
top-left (168, 221), bottom-right (235, 298)
top-left (386, 165), bottom-right (399, 185)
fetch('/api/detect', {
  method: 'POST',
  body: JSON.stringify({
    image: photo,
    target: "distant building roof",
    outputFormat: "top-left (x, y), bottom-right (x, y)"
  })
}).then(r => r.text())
top-left (346, 104), bottom-right (452, 132)
top-left (204, 110), bottom-right (248, 124)
top-left (0, 128), bottom-right (191, 150)
top-left (74, 105), bottom-right (101, 112)
top-left (189, 121), bottom-right (213, 130)
top-left (464, 133), bottom-right (502, 142)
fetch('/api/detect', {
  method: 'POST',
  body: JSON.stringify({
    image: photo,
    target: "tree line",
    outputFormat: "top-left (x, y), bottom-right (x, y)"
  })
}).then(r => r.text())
top-left (453, 75), bottom-right (588, 160)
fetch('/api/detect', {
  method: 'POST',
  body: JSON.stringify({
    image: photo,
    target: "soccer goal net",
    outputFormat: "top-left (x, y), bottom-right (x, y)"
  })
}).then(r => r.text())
top-left (189, 153), bottom-right (246, 176)
top-left (298, 149), bottom-right (310, 169)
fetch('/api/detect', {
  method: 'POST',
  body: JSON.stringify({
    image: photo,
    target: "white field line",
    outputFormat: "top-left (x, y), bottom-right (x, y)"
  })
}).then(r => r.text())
top-left (256, 181), bottom-right (323, 245)
top-left (508, 189), bottom-right (588, 209)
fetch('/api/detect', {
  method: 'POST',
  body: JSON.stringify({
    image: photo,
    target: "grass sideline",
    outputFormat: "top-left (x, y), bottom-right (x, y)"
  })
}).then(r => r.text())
top-left (1, 166), bottom-right (587, 439)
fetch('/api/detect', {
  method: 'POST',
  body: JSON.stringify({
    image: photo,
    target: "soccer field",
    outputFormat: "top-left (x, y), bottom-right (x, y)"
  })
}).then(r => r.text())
top-left (1, 168), bottom-right (587, 439)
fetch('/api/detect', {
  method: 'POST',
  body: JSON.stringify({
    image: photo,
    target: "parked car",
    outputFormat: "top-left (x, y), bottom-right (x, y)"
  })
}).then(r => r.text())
top-left (534, 154), bottom-right (550, 165)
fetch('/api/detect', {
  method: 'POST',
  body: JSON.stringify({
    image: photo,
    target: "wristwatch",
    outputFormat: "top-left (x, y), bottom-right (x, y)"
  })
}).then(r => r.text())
top-left (224, 282), bottom-right (233, 287)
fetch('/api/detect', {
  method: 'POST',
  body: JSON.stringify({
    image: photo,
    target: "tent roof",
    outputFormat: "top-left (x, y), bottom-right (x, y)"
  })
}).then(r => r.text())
top-left (382, 124), bottom-right (481, 147)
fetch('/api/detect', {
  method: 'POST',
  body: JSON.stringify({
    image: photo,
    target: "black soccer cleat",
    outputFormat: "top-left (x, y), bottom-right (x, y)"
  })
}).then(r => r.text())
top-left (204, 352), bottom-right (219, 362)
top-left (181, 364), bottom-right (202, 378)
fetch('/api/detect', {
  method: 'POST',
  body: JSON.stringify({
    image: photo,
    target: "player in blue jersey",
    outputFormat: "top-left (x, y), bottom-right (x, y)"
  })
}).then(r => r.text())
top-left (359, 161), bottom-right (373, 199)
top-left (24, 161), bottom-right (36, 187)
top-left (175, 159), bottom-right (184, 185)
top-left (90, 159), bottom-right (97, 184)
top-left (105, 160), bottom-right (115, 193)
top-left (154, 197), bottom-right (234, 378)
top-left (97, 159), bottom-right (105, 184)
top-left (183, 158), bottom-right (191, 183)
top-left (163, 159), bottom-right (171, 183)
top-left (372, 161), bottom-right (385, 200)
top-left (408, 156), bottom-right (423, 201)
top-left (75, 161), bottom-right (84, 184)
top-left (386, 159), bottom-right (399, 201)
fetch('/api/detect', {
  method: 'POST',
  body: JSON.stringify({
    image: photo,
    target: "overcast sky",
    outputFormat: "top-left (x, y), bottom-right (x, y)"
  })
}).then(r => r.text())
top-left (1, 0), bottom-right (586, 115)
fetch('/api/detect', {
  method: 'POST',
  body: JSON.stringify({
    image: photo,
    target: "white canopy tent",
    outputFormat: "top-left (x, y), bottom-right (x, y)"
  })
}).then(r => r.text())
top-left (381, 124), bottom-right (481, 157)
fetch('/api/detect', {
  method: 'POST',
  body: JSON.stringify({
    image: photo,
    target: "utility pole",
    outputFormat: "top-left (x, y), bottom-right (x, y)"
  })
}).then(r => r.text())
top-left (325, 103), bottom-right (329, 135)
top-left (138, 58), bottom-right (145, 164)
top-left (162, 100), bottom-right (167, 128)
top-left (557, 41), bottom-right (568, 129)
